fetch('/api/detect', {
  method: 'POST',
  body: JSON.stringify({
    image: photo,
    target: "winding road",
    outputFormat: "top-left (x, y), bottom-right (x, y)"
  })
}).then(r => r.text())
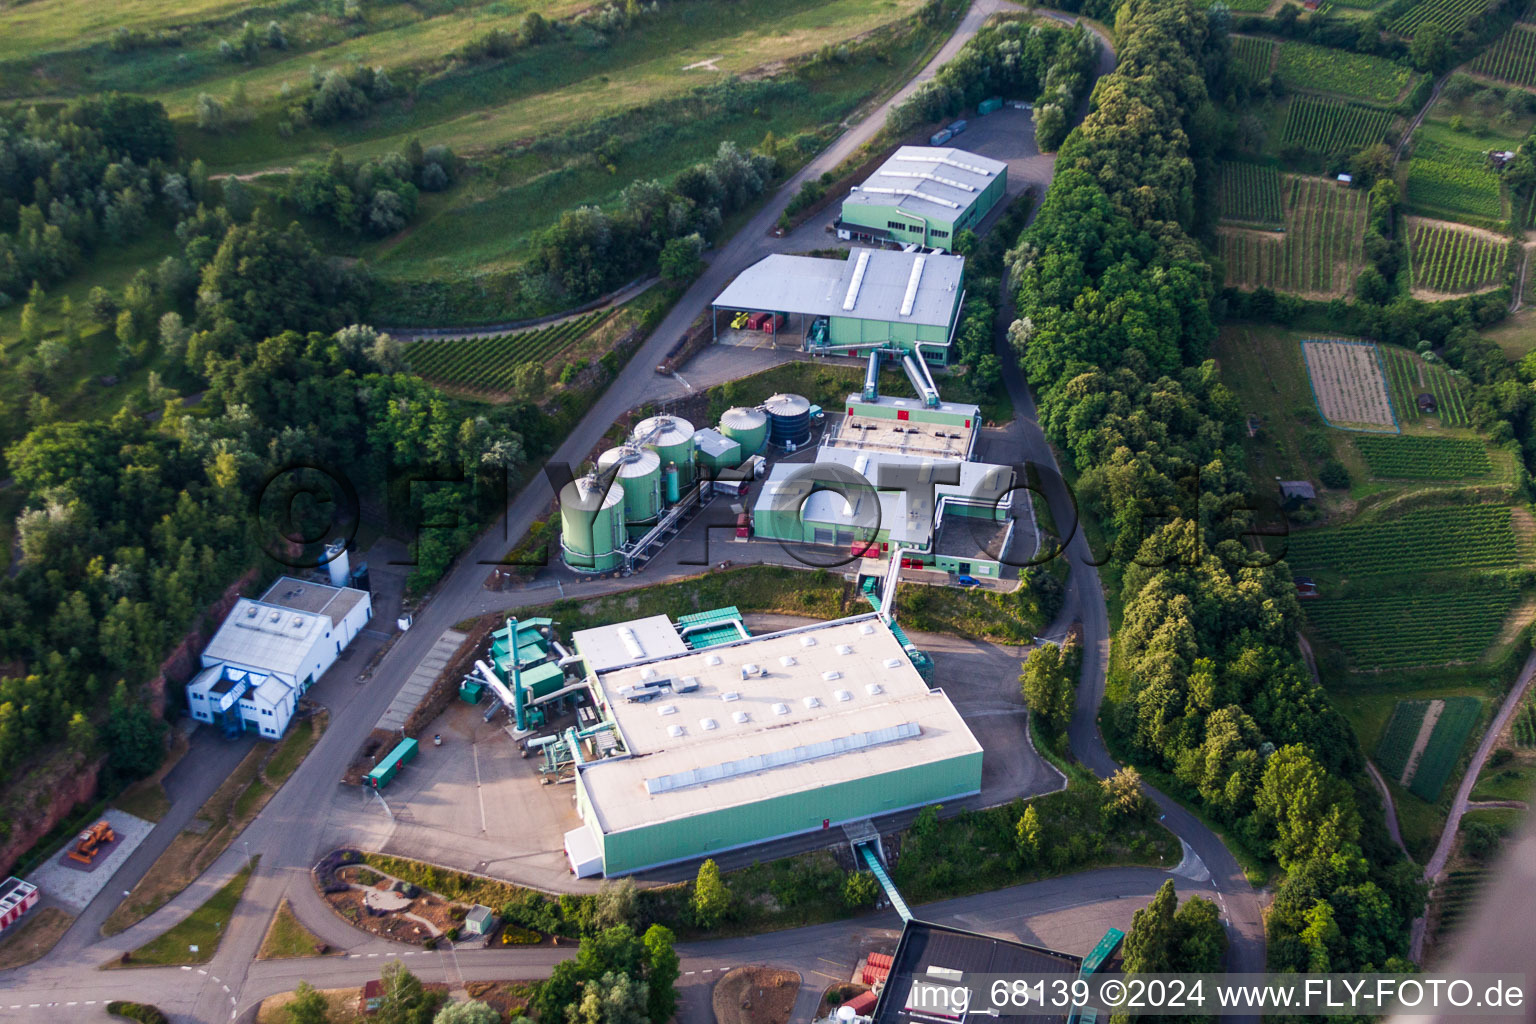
top-left (0, 4), bottom-right (1273, 1020)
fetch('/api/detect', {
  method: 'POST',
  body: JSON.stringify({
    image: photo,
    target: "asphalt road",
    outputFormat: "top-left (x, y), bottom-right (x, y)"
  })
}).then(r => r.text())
top-left (0, 5), bottom-right (1275, 1020)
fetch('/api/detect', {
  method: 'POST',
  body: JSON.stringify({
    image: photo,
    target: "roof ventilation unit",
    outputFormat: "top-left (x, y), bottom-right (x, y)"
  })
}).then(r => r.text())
top-left (779, 655), bottom-right (797, 667)
top-left (859, 623), bottom-right (876, 635)
top-left (618, 626), bottom-right (645, 660)
top-left (732, 711), bottom-right (750, 725)
top-left (673, 676), bottom-right (700, 693)
top-left (657, 704), bottom-right (678, 716)
top-left (721, 691), bottom-right (740, 702)
top-left (705, 654), bottom-right (722, 666)
top-left (822, 670), bottom-right (842, 682)
top-left (667, 724), bottom-right (685, 738)
top-left (741, 663), bottom-right (763, 678)
top-left (884, 658), bottom-right (903, 669)
top-left (803, 696), bottom-right (822, 709)
top-left (700, 717), bottom-right (718, 731)
top-left (640, 666), bottom-right (658, 681)
top-left (834, 689), bottom-right (853, 703)
top-left (772, 703), bottom-right (790, 716)
top-left (866, 683), bottom-right (884, 696)
top-left (800, 635), bottom-right (817, 647)
top-left (837, 645), bottom-right (854, 655)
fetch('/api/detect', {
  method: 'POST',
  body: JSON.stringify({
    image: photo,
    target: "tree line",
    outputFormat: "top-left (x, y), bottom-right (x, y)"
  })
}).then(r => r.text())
top-left (1007, 0), bottom-right (1422, 973)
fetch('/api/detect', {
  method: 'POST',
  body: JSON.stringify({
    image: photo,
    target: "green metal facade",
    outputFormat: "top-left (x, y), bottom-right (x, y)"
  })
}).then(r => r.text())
top-left (826, 314), bottom-right (958, 364)
top-left (838, 171), bottom-right (1005, 253)
top-left (580, 749), bottom-right (982, 874)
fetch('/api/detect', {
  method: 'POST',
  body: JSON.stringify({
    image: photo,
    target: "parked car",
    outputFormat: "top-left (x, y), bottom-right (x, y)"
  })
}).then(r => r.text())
top-left (956, 575), bottom-right (981, 587)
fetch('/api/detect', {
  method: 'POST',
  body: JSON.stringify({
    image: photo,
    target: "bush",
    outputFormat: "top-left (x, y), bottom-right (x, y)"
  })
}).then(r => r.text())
top-left (1319, 459), bottom-right (1351, 489)
top-left (500, 923), bottom-right (543, 945)
top-left (106, 1003), bottom-right (170, 1024)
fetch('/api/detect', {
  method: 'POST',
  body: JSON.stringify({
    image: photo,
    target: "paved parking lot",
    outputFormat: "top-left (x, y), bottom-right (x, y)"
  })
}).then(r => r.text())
top-left (29, 811), bottom-right (156, 913)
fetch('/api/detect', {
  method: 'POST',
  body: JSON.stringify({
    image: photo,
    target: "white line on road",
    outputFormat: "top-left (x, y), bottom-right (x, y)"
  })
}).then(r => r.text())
top-left (67, 1002), bottom-right (76, 1006)
top-left (180, 966), bottom-right (191, 971)
top-left (367, 952), bottom-right (379, 957)
top-left (351, 953), bottom-right (363, 958)
top-left (685, 971), bottom-right (695, 975)
top-left (222, 985), bottom-right (230, 993)
top-left (198, 969), bottom-right (208, 975)
top-left (473, 741), bottom-right (487, 832)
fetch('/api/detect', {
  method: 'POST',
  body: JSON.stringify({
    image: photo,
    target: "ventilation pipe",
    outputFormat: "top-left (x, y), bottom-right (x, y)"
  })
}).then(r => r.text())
top-left (863, 349), bottom-right (881, 402)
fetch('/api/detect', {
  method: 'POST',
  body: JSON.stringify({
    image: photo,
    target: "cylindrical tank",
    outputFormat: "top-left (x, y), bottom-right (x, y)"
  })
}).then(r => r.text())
top-left (597, 445), bottom-right (662, 525)
top-left (664, 462), bottom-right (680, 504)
top-left (324, 538), bottom-right (350, 588)
top-left (720, 406), bottom-right (769, 456)
top-left (764, 393), bottom-right (812, 448)
top-left (559, 476), bottom-right (625, 573)
top-left (631, 415), bottom-right (696, 490)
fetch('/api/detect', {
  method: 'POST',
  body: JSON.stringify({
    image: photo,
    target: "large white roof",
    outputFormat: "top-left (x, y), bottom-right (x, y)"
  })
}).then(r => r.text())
top-left (202, 598), bottom-right (332, 681)
top-left (844, 146), bottom-right (1006, 223)
top-left (578, 617), bottom-right (981, 834)
top-left (713, 248), bottom-right (963, 329)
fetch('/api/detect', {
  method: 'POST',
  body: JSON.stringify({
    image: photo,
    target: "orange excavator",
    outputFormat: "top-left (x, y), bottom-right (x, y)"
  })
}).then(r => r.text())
top-left (67, 820), bottom-right (115, 864)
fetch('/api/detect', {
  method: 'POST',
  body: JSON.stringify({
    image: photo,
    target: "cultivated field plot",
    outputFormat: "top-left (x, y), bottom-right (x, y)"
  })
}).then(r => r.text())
top-left (1281, 96), bottom-right (1393, 156)
top-left (1407, 136), bottom-right (1505, 225)
top-left (1301, 339), bottom-right (1398, 430)
top-left (1390, 0), bottom-right (1496, 37)
top-left (1435, 867), bottom-right (1488, 937)
top-left (1514, 696), bottom-right (1536, 747)
top-left (1468, 23), bottom-right (1536, 89)
top-left (1303, 576), bottom-right (1519, 669)
top-left (1284, 505), bottom-right (1520, 578)
top-left (1230, 35), bottom-right (1276, 80)
top-left (1274, 41), bottom-right (1421, 105)
top-left (1376, 700), bottom-right (1431, 780)
top-left (1407, 220), bottom-right (1509, 294)
top-left (1219, 177), bottom-right (1369, 297)
top-left (1410, 696), bottom-right (1482, 801)
top-left (406, 309), bottom-right (616, 393)
top-left (1219, 163), bottom-right (1284, 227)
top-left (1355, 434), bottom-right (1492, 477)
top-left (1380, 347), bottom-right (1472, 427)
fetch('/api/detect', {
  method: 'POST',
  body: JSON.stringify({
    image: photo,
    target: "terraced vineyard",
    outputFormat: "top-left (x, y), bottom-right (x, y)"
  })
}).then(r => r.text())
top-left (1435, 868), bottom-right (1488, 936)
top-left (1381, 348), bottom-right (1472, 426)
top-left (406, 310), bottom-right (617, 393)
top-left (1468, 23), bottom-right (1536, 88)
top-left (1275, 41), bottom-right (1420, 105)
top-left (1514, 697), bottom-right (1536, 748)
top-left (1285, 505), bottom-right (1519, 578)
top-left (1355, 434), bottom-right (1490, 477)
top-left (1407, 136), bottom-right (1505, 225)
top-left (1408, 221), bottom-right (1508, 294)
top-left (1231, 35), bottom-right (1276, 80)
top-left (1219, 163), bottom-right (1284, 227)
top-left (1377, 700), bottom-right (1430, 779)
top-left (1218, 176), bottom-right (1368, 296)
top-left (1281, 96), bottom-right (1393, 156)
top-left (1390, 0), bottom-right (1496, 36)
top-left (1410, 696), bottom-right (1482, 801)
top-left (1302, 576), bottom-right (1518, 669)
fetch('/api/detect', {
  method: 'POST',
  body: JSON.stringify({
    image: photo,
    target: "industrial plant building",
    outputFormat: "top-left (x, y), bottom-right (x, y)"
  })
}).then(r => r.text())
top-left (559, 611), bottom-right (983, 877)
top-left (712, 248), bottom-right (965, 365)
top-left (836, 146), bottom-right (1008, 252)
top-left (751, 389), bottom-right (1022, 580)
top-left (186, 576), bottom-right (373, 739)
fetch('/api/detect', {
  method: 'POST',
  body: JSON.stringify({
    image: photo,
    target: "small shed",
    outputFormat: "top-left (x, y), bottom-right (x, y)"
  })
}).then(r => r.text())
top-left (1294, 575), bottom-right (1320, 599)
top-left (359, 979), bottom-right (384, 1014)
top-left (1417, 392), bottom-right (1438, 413)
top-left (1336, 173), bottom-right (1353, 185)
top-left (1279, 480), bottom-right (1316, 508)
top-left (464, 904), bottom-right (497, 936)
top-left (841, 990), bottom-right (879, 1016)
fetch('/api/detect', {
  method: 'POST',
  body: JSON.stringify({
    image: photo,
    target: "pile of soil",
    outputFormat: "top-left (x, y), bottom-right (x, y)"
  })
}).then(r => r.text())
top-left (712, 966), bottom-right (799, 1024)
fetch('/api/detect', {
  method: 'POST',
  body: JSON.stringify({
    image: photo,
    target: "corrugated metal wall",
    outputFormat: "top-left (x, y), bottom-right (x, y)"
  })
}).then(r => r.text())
top-left (599, 750), bottom-right (982, 874)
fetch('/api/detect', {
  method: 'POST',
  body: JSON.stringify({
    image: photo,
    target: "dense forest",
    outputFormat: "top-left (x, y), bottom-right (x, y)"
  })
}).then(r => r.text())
top-left (1007, 0), bottom-right (1423, 971)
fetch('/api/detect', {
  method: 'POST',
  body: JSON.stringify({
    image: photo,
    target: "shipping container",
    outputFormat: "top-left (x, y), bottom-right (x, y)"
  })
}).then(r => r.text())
top-left (929, 129), bottom-right (953, 146)
top-left (367, 737), bottom-right (419, 789)
top-left (746, 311), bottom-right (770, 330)
top-left (762, 314), bottom-right (785, 333)
top-left (947, 119), bottom-right (968, 135)
top-left (978, 97), bottom-right (1003, 115)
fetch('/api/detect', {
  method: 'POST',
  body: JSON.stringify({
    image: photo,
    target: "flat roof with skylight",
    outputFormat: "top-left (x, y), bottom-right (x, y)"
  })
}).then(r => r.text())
top-left (577, 616), bottom-right (982, 836)
top-left (843, 146), bottom-right (1007, 224)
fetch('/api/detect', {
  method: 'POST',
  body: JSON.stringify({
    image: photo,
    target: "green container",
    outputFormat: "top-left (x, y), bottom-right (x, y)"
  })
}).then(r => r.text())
top-left (978, 97), bottom-right (1003, 115)
top-left (632, 415), bottom-right (696, 491)
top-left (367, 737), bottom-right (418, 789)
top-left (598, 446), bottom-right (663, 525)
top-left (460, 680), bottom-right (485, 704)
top-left (560, 475), bottom-right (626, 572)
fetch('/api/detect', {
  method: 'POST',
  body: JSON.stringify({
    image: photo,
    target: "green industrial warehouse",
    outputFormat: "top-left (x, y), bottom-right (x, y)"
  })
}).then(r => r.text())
top-left (836, 146), bottom-right (1007, 252)
top-left (561, 612), bottom-right (982, 877)
top-left (712, 247), bottom-right (965, 365)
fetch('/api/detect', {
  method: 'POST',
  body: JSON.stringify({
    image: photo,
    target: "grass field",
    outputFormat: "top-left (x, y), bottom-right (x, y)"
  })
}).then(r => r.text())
top-left (1378, 346), bottom-right (1474, 428)
top-left (1469, 23), bottom-right (1536, 88)
top-left (1274, 40), bottom-right (1422, 105)
top-left (1302, 575), bottom-right (1519, 670)
top-left (1407, 220), bottom-right (1509, 295)
top-left (1406, 132), bottom-right (1506, 226)
top-left (1354, 434), bottom-right (1492, 478)
top-left (1218, 176), bottom-right (1369, 297)
top-left (1410, 696), bottom-right (1483, 801)
top-left (1281, 95), bottom-right (1394, 156)
top-left (119, 860), bottom-right (256, 967)
top-left (1219, 162), bottom-right (1284, 227)
top-left (1285, 505), bottom-right (1519, 578)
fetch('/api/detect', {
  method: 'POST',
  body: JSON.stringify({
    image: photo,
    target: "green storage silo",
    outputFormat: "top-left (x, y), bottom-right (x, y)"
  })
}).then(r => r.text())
top-left (598, 445), bottom-right (663, 526)
top-left (559, 475), bottom-right (625, 573)
top-left (632, 415), bottom-right (696, 491)
top-left (720, 406), bottom-right (768, 457)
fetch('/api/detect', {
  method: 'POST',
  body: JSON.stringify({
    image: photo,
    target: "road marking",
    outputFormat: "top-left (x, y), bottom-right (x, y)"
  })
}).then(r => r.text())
top-left (367, 952), bottom-right (379, 957)
top-left (222, 985), bottom-right (230, 993)
top-left (685, 971), bottom-right (695, 975)
top-left (702, 968), bottom-right (712, 973)
top-left (181, 965), bottom-right (192, 971)
top-left (67, 1002), bottom-right (77, 1006)
top-left (474, 742), bottom-right (487, 833)
top-left (350, 953), bottom-right (363, 958)
top-left (198, 969), bottom-right (208, 975)
top-left (86, 1002), bottom-right (96, 1007)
